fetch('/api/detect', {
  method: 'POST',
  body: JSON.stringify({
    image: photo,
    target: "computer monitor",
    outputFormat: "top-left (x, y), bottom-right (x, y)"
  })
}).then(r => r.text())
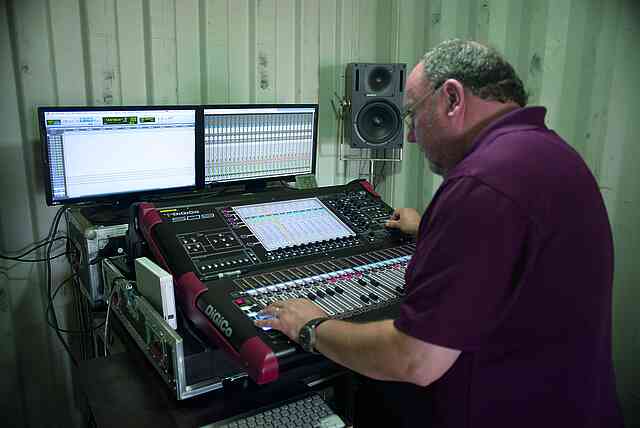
top-left (38, 106), bottom-right (203, 206)
top-left (203, 104), bottom-right (318, 190)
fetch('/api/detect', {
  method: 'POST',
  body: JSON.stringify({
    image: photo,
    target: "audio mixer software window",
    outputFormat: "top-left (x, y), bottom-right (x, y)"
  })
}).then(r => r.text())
top-left (233, 198), bottom-right (355, 251)
top-left (204, 106), bottom-right (316, 184)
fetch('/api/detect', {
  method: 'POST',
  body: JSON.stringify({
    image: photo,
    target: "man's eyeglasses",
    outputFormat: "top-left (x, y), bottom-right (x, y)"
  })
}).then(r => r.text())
top-left (401, 86), bottom-right (442, 131)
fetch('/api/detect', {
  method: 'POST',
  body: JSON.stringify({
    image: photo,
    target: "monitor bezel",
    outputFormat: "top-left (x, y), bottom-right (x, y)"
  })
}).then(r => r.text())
top-left (38, 105), bottom-right (204, 206)
top-left (201, 103), bottom-right (319, 190)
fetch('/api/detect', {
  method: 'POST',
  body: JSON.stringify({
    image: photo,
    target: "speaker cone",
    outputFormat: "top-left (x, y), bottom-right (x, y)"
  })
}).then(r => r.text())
top-left (356, 101), bottom-right (401, 145)
top-left (368, 66), bottom-right (392, 92)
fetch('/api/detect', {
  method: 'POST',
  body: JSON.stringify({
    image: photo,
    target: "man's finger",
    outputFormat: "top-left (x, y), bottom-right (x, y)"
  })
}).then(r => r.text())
top-left (255, 317), bottom-right (281, 330)
top-left (260, 305), bottom-right (280, 316)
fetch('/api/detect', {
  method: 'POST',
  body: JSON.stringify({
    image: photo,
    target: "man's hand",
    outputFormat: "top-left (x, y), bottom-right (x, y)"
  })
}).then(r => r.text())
top-left (385, 208), bottom-right (421, 237)
top-left (255, 299), bottom-right (328, 342)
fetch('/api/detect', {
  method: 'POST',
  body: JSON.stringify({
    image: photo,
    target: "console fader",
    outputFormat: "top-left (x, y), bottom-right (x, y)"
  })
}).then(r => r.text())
top-left (138, 180), bottom-right (414, 384)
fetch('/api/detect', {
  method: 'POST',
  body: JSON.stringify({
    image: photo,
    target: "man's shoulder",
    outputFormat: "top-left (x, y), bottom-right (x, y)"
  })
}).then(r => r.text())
top-left (445, 122), bottom-right (601, 237)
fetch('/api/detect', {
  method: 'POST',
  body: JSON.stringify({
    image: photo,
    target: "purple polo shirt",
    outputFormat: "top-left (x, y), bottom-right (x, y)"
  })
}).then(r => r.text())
top-left (394, 107), bottom-right (622, 427)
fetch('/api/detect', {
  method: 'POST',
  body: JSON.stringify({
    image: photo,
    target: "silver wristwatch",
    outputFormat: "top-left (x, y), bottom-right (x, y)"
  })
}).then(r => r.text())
top-left (298, 317), bottom-right (329, 353)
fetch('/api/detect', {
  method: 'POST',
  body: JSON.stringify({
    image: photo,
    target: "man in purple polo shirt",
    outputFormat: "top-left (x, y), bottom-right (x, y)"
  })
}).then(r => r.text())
top-left (257, 39), bottom-right (622, 427)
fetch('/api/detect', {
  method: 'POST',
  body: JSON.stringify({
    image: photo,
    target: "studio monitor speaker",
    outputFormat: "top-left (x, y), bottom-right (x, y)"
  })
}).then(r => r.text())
top-left (344, 63), bottom-right (406, 149)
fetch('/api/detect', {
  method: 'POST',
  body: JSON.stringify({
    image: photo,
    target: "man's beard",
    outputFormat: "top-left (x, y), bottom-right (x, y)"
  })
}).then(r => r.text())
top-left (427, 158), bottom-right (445, 176)
top-left (420, 107), bottom-right (446, 176)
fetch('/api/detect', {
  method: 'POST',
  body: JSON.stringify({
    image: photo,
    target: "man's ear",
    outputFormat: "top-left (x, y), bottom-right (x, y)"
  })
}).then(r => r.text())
top-left (441, 79), bottom-right (464, 116)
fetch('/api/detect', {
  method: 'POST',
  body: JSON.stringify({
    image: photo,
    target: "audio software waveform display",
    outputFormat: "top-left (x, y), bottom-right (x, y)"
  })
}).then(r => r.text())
top-left (204, 106), bottom-right (316, 184)
top-left (233, 198), bottom-right (355, 251)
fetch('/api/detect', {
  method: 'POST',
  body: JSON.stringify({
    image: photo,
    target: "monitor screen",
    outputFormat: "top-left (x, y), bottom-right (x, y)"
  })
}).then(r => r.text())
top-left (39, 106), bottom-right (202, 206)
top-left (203, 104), bottom-right (318, 186)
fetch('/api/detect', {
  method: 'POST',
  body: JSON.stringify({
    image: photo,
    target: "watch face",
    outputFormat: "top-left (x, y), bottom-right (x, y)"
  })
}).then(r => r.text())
top-left (299, 318), bottom-right (327, 353)
top-left (299, 325), bottom-right (314, 353)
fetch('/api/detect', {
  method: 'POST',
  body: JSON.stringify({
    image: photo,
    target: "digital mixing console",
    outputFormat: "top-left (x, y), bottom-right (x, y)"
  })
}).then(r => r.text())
top-left (138, 180), bottom-right (413, 384)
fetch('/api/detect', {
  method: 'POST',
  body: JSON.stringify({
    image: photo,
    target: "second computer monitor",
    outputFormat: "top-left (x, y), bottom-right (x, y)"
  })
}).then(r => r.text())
top-left (203, 104), bottom-right (318, 187)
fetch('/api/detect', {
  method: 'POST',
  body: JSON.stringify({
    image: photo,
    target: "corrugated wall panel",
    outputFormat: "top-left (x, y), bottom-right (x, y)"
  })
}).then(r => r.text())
top-left (175, 0), bottom-right (202, 103)
top-left (116, 0), bottom-right (148, 104)
top-left (1, 1), bottom-right (638, 426)
top-left (602, 4), bottom-right (640, 425)
top-left (0, 3), bottom-right (34, 424)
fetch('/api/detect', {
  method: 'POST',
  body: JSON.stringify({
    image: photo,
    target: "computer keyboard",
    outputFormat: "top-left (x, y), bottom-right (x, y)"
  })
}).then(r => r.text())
top-left (201, 393), bottom-right (346, 428)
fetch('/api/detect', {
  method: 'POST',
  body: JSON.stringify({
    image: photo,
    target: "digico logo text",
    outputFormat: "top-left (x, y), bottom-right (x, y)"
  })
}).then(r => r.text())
top-left (204, 305), bottom-right (233, 338)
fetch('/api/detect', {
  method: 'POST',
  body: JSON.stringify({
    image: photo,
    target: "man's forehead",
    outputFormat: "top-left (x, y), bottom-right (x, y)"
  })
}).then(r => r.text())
top-left (405, 63), bottom-right (426, 100)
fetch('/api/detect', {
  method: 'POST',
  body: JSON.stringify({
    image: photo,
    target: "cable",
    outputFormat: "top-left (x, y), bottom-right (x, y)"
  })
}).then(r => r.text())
top-left (104, 276), bottom-right (128, 357)
top-left (44, 272), bottom-right (79, 366)
top-left (44, 207), bottom-right (79, 366)
top-left (45, 272), bottom-right (106, 335)
top-left (0, 236), bottom-right (68, 260)
top-left (0, 231), bottom-right (66, 256)
top-left (1, 250), bottom-right (69, 263)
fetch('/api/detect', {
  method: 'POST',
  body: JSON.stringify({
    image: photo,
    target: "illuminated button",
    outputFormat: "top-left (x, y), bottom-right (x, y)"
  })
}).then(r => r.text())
top-left (207, 264), bottom-right (213, 269)
top-left (234, 298), bottom-right (245, 305)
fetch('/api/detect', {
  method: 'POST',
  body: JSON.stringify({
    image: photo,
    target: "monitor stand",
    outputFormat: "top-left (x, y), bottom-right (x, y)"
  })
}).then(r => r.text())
top-left (80, 204), bottom-right (130, 225)
top-left (243, 180), bottom-right (267, 194)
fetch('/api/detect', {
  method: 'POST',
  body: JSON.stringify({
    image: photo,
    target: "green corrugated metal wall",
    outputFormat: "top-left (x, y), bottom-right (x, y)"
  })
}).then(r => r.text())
top-left (1, 0), bottom-right (638, 426)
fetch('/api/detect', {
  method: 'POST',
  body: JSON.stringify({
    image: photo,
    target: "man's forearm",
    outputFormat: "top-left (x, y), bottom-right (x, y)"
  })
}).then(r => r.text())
top-left (314, 319), bottom-right (413, 382)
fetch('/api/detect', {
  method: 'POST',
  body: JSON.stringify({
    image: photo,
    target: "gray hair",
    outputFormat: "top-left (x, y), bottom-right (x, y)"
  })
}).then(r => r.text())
top-left (422, 39), bottom-right (528, 107)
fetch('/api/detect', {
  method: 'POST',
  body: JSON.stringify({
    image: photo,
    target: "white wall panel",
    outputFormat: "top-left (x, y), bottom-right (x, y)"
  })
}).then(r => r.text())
top-left (116, 0), bottom-right (147, 104)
